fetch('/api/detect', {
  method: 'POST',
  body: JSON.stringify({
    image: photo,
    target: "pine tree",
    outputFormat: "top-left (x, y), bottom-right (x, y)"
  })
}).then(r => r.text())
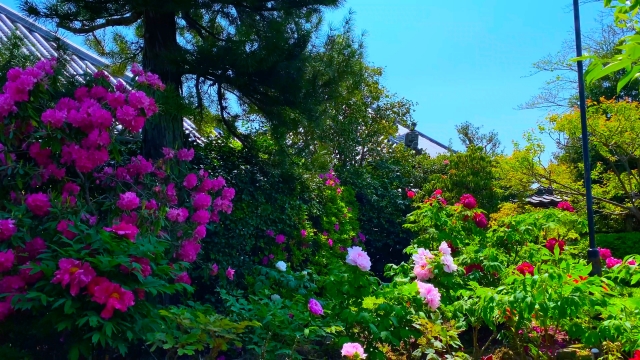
top-left (21, 0), bottom-right (343, 159)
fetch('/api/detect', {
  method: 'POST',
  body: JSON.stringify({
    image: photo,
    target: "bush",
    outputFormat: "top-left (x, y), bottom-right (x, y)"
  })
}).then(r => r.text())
top-left (597, 232), bottom-right (640, 259)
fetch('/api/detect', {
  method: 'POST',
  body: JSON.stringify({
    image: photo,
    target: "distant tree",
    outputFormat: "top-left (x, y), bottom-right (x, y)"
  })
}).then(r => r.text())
top-left (455, 121), bottom-right (502, 156)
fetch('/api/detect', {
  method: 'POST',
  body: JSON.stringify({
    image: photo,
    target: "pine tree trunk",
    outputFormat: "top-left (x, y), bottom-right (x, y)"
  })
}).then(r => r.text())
top-left (141, 10), bottom-right (184, 160)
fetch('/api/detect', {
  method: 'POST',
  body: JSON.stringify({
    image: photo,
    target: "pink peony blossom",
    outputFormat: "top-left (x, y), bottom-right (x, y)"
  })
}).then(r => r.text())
top-left (0, 219), bottom-right (17, 241)
top-left (19, 262), bottom-right (43, 284)
top-left (175, 272), bottom-right (191, 285)
top-left (51, 258), bottom-right (96, 296)
top-left (557, 201), bottom-right (575, 212)
top-left (183, 173), bottom-right (198, 189)
top-left (460, 194), bottom-right (477, 209)
top-left (91, 281), bottom-right (135, 319)
top-left (407, 190), bottom-right (416, 199)
top-left (0, 250), bottom-right (15, 272)
top-left (17, 237), bottom-right (47, 264)
top-left (412, 248), bottom-right (435, 264)
top-left (121, 257), bottom-right (152, 278)
top-left (25, 193), bottom-right (51, 216)
top-left (417, 281), bottom-right (441, 310)
top-left (210, 263), bottom-right (219, 276)
top-left (516, 262), bottom-right (535, 276)
top-left (328, 239), bottom-right (334, 247)
top-left (193, 225), bottom-right (207, 240)
top-left (627, 259), bottom-right (637, 266)
top-left (116, 192), bottom-right (140, 211)
top-left (104, 223), bottom-right (139, 242)
top-left (167, 207), bottom-right (189, 223)
top-left (606, 257), bottom-right (623, 269)
top-left (177, 240), bottom-right (201, 263)
top-left (191, 210), bottom-right (210, 224)
top-left (334, 223), bottom-right (340, 232)
top-left (0, 276), bottom-right (25, 295)
top-left (41, 108), bottom-right (66, 127)
top-left (192, 193), bottom-right (212, 209)
top-left (438, 241), bottom-right (451, 255)
top-left (345, 246), bottom-right (371, 271)
top-left (413, 263), bottom-right (434, 280)
top-left (545, 238), bottom-right (566, 254)
top-left (341, 343), bottom-right (367, 358)
top-left (598, 248), bottom-right (612, 260)
top-left (308, 298), bottom-right (323, 315)
top-left (177, 148), bottom-right (194, 161)
top-left (63, 182), bottom-right (81, 195)
top-left (28, 143), bottom-right (52, 167)
top-left (473, 212), bottom-right (488, 228)
top-left (441, 254), bottom-right (458, 273)
top-left (144, 199), bottom-right (158, 211)
top-left (301, 229), bottom-right (307, 237)
top-left (275, 234), bottom-right (286, 244)
top-left (266, 229), bottom-right (275, 237)
top-left (56, 220), bottom-right (76, 240)
top-left (226, 267), bottom-right (235, 280)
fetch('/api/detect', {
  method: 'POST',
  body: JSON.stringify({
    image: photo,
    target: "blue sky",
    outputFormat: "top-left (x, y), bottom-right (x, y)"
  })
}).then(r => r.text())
top-left (1, 0), bottom-right (605, 154)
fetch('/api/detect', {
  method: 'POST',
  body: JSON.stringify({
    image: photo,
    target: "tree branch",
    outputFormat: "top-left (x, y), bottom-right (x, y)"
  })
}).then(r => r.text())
top-left (217, 84), bottom-right (249, 147)
top-left (58, 12), bottom-right (142, 34)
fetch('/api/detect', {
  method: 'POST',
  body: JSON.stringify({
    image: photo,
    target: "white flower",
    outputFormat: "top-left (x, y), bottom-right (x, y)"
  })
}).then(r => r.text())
top-left (271, 294), bottom-right (281, 301)
top-left (441, 254), bottom-right (458, 273)
top-left (275, 261), bottom-right (287, 272)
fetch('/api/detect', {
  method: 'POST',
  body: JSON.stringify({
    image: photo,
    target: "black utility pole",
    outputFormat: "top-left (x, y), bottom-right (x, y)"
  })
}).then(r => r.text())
top-left (572, 0), bottom-right (602, 276)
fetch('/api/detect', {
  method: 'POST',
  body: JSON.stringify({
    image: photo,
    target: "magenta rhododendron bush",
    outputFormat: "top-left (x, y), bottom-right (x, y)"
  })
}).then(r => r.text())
top-left (0, 59), bottom-right (234, 353)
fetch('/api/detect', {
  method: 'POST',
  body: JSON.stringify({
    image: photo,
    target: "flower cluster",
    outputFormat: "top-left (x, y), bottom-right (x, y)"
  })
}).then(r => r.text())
top-left (557, 201), bottom-right (574, 212)
top-left (318, 169), bottom-right (340, 187)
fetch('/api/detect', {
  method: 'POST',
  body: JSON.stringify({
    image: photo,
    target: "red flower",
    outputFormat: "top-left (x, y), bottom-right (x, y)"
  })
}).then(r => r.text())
top-left (630, 350), bottom-right (640, 360)
top-left (406, 190), bottom-right (416, 199)
top-left (557, 201), bottom-right (574, 212)
top-left (473, 212), bottom-right (488, 228)
top-left (91, 280), bottom-right (135, 319)
top-left (464, 264), bottom-right (484, 276)
top-left (460, 194), bottom-right (477, 209)
top-left (544, 238), bottom-right (566, 254)
top-left (516, 262), bottom-right (535, 276)
top-left (482, 356), bottom-right (494, 360)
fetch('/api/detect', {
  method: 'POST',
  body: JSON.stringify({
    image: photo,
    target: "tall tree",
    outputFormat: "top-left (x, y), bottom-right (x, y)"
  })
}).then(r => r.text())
top-left (22, 0), bottom-right (344, 159)
top-left (455, 121), bottom-right (502, 156)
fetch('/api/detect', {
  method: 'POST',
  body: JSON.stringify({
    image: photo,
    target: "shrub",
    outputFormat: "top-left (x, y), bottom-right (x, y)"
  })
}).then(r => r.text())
top-left (597, 232), bottom-right (640, 259)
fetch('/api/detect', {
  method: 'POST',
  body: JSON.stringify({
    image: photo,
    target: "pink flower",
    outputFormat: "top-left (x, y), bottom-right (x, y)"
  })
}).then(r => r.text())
top-left (308, 298), bottom-right (323, 315)
top-left (177, 148), bottom-right (194, 161)
top-left (473, 212), bottom-right (488, 228)
top-left (460, 194), bottom-right (477, 209)
top-left (63, 182), bottom-right (81, 195)
top-left (221, 187), bottom-right (235, 200)
top-left (18, 237), bottom-right (46, 263)
top-left (25, 193), bottom-right (51, 216)
top-left (226, 267), bottom-right (235, 280)
top-left (266, 229), bottom-right (275, 237)
top-left (0, 250), bottom-right (15, 272)
top-left (412, 248), bottom-right (435, 265)
top-left (598, 248), bottom-right (612, 260)
top-left (104, 223), bottom-right (139, 242)
top-left (0, 276), bottom-right (25, 295)
top-left (192, 193), bottom-right (212, 210)
top-left (183, 173), bottom-right (198, 189)
top-left (144, 199), bottom-right (158, 211)
top-left (417, 281), bottom-right (441, 310)
top-left (162, 147), bottom-right (175, 159)
top-left (191, 210), bottom-right (210, 224)
top-left (56, 220), bottom-right (76, 240)
top-left (413, 263), bottom-right (434, 280)
top-left (167, 208), bottom-right (189, 223)
top-left (345, 246), bottom-right (371, 271)
top-left (441, 254), bottom-right (458, 273)
top-left (28, 143), bottom-right (52, 167)
top-left (210, 263), bottom-right (219, 276)
top-left (41, 108), bottom-right (66, 128)
top-left (516, 262), bottom-right (535, 276)
top-left (341, 343), bottom-right (367, 358)
top-left (606, 257), bottom-right (623, 269)
top-left (51, 258), bottom-right (96, 296)
top-left (175, 272), bottom-right (191, 285)
top-left (177, 240), bottom-right (201, 263)
top-left (328, 239), bottom-right (334, 247)
top-left (122, 257), bottom-right (152, 278)
top-left (438, 241), bottom-right (451, 255)
top-left (337, 187), bottom-right (343, 195)
top-left (193, 225), bottom-right (207, 240)
top-left (545, 238), bottom-right (566, 254)
top-left (116, 192), bottom-right (140, 211)
top-left (557, 201), bottom-right (575, 212)
top-left (91, 281), bottom-right (135, 319)
top-left (627, 259), bottom-right (637, 266)
top-left (407, 190), bottom-right (416, 199)
top-left (443, 160), bottom-right (450, 165)
top-left (0, 297), bottom-right (13, 321)
top-left (334, 223), bottom-right (340, 232)
top-left (301, 229), bottom-right (307, 237)
top-left (275, 234), bottom-right (286, 244)
top-left (0, 219), bottom-right (17, 241)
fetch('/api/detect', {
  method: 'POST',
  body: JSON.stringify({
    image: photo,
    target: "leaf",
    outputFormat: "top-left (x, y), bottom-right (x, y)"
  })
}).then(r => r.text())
top-left (617, 65), bottom-right (640, 93)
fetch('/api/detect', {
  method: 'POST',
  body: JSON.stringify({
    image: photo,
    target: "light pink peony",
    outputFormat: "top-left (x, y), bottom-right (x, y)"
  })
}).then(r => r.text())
top-left (25, 193), bottom-right (51, 216)
top-left (417, 281), bottom-right (441, 310)
top-left (226, 267), bottom-right (235, 280)
top-left (413, 263), bottom-right (434, 280)
top-left (345, 246), bottom-right (371, 272)
top-left (412, 248), bottom-right (435, 264)
top-left (441, 254), bottom-right (458, 273)
top-left (438, 241), bottom-right (451, 255)
top-left (51, 258), bottom-right (96, 296)
top-left (116, 192), bottom-right (140, 211)
top-left (341, 343), bottom-right (367, 358)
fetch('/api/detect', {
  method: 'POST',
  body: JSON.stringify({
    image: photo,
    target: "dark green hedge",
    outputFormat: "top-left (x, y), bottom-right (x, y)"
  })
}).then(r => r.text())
top-left (596, 232), bottom-right (640, 259)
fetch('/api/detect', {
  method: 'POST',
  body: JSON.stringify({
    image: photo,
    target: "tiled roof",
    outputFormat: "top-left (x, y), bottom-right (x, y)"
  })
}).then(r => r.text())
top-left (0, 3), bottom-right (203, 143)
top-left (392, 124), bottom-right (452, 157)
top-left (525, 186), bottom-right (565, 208)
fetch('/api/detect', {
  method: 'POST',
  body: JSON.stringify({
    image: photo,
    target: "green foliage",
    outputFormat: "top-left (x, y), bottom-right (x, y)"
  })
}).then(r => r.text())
top-left (597, 232), bottom-right (640, 259)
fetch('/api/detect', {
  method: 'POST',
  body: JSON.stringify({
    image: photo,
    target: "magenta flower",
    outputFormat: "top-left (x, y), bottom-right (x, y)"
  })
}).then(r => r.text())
top-left (266, 229), bottom-right (275, 237)
top-left (606, 257), bottom-right (623, 269)
top-left (167, 208), bottom-right (189, 223)
top-left (328, 239), bottom-right (334, 247)
top-left (25, 193), bottom-right (51, 216)
top-left (627, 259), bottom-right (637, 266)
top-left (177, 240), bottom-right (201, 263)
top-left (183, 173), bottom-right (198, 189)
top-left (598, 247), bottom-right (612, 260)
top-left (545, 238), bottom-right (566, 254)
top-left (417, 281), bottom-right (441, 310)
top-left (460, 194), bottom-right (477, 209)
top-left (19, 262), bottom-right (43, 284)
top-left (275, 234), bottom-right (286, 244)
top-left (175, 272), bottom-right (191, 285)
top-left (341, 343), bottom-right (367, 359)
top-left (301, 229), bottom-right (307, 237)
top-left (210, 263), bottom-right (219, 276)
top-left (177, 148), bottom-right (194, 161)
top-left (104, 223), bottom-right (139, 242)
top-left (193, 193), bottom-right (212, 209)
top-left (144, 199), bottom-right (158, 211)
top-left (56, 220), bottom-right (77, 240)
top-left (557, 201), bottom-right (575, 212)
top-left (193, 225), bottom-right (207, 240)
top-left (191, 210), bottom-right (211, 224)
top-left (17, 237), bottom-right (46, 264)
top-left (0, 250), bottom-right (15, 272)
top-left (226, 267), bottom-right (235, 280)
top-left (473, 212), bottom-right (488, 228)
top-left (516, 262), bottom-right (535, 276)
top-left (0, 219), bottom-right (17, 242)
top-left (308, 298), bottom-right (323, 315)
top-left (51, 258), bottom-right (96, 296)
top-left (345, 246), bottom-right (371, 271)
top-left (91, 281), bottom-right (135, 319)
top-left (116, 192), bottom-right (140, 211)
top-left (334, 223), bottom-right (340, 232)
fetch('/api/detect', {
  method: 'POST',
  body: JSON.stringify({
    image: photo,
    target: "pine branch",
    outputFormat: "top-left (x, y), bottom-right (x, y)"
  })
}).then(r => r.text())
top-left (58, 12), bottom-right (142, 34)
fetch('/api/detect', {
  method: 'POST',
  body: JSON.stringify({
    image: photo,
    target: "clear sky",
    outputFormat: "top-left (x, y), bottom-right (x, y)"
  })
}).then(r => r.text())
top-left (1, 0), bottom-right (605, 154)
